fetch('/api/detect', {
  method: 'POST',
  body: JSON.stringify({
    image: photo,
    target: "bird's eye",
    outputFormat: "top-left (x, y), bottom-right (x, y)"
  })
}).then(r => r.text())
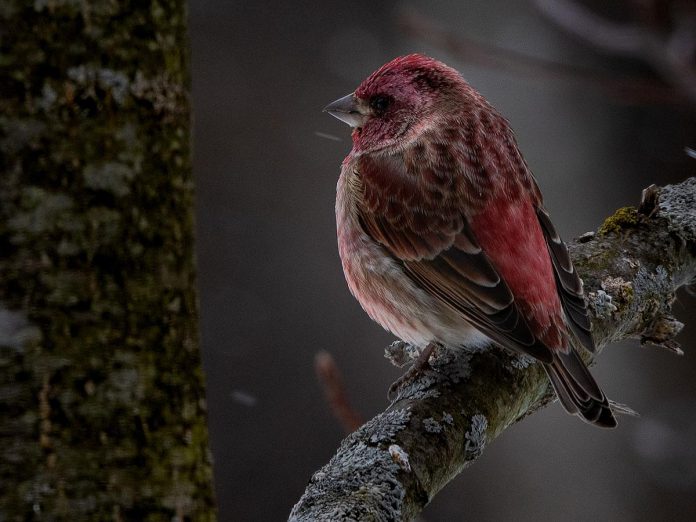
top-left (370, 95), bottom-right (391, 114)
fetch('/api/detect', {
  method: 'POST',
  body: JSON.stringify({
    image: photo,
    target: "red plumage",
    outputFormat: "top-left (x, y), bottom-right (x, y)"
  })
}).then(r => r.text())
top-left (326, 54), bottom-right (616, 427)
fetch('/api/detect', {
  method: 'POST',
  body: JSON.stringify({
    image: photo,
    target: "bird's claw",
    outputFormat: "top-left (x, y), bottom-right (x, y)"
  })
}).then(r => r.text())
top-left (387, 342), bottom-right (437, 400)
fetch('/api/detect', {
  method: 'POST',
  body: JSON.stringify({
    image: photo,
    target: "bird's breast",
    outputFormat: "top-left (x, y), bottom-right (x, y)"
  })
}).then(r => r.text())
top-left (335, 166), bottom-right (485, 348)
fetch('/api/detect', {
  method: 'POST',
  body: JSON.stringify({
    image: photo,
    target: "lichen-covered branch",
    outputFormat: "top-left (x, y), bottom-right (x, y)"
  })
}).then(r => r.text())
top-left (289, 177), bottom-right (696, 522)
top-left (0, 2), bottom-right (215, 519)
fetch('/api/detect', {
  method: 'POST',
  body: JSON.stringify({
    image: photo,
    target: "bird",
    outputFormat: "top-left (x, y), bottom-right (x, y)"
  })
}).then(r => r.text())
top-left (324, 53), bottom-right (616, 428)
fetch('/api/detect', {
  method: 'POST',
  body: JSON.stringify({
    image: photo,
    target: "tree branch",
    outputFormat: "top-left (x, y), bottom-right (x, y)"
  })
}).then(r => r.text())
top-left (289, 177), bottom-right (696, 521)
top-left (397, 9), bottom-right (687, 106)
top-left (315, 351), bottom-right (365, 433)
top-left (533, 0), bottom-right (696, 106)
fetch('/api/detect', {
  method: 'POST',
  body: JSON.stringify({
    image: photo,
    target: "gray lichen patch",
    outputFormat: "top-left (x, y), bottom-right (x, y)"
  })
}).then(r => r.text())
top-left (659, 177), bottom-right (696, 240)
top-left (388, 343), bottom-right (477, 404)
top-left (0, 305), bottom-right (42, 353)
top-left (632, 266), bottom-right (674, 323)
top-left (634, 266), bottom-right (672, 297)
top-left (384, 340), bottom-right (419, 368)
top-left (131, 71), bottom-right (189, 120)
top-left (7, 188), bottom-right (76, 243)
top-left (67, 65), bottom-right (130, 105)
top-left (588, 289), bottom-right (617, 320)
top-left (423, 418), bottom-right (442, 434)
top-left (396, 382), bottom-right (442, 402)
top-left (290, 440), bottom-right (406, 522)
top-left (464, 414), bottom-right (488, 460)
top-left (361, 408), bottom-right (411, 444)
top-left (390, 345), bottom-right (476, 403)
top-left (600, 276), bottom-right (635, 315)
top-left (430, 346), bottom-right (472, 384)
top-left (83, 161), bottom-right (135, 197)
top-left (507, 354), bottom-right (537, 370)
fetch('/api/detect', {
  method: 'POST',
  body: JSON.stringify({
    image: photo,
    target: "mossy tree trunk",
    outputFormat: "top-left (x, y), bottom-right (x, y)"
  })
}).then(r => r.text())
top-left (0, 2), bottom-right (215, 520)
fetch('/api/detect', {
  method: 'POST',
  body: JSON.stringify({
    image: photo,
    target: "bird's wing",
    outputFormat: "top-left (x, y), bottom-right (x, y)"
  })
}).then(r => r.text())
top-left (354, 160), bottom-right (553, 363)
top-left (535, 206), bottom-right (595, 352)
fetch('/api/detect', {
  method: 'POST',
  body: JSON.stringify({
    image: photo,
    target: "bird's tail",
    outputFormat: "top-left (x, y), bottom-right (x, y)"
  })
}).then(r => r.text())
top-left (544, 348), bottom-right (617, 428)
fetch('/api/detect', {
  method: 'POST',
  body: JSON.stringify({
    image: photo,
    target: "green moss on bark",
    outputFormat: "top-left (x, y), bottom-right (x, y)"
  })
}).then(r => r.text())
top-left (0, 1), bottom-right (215, 519)
top-left (597, 206), bottom-right (639, 236)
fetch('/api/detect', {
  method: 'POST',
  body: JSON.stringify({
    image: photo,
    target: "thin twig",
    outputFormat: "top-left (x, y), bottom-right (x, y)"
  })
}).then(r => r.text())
top-left (533, 0), bottom-right (696, 105)
top-left (398, 9), bottom-right (686, 105)
top-left (314, 351), bottom-right (364, 433)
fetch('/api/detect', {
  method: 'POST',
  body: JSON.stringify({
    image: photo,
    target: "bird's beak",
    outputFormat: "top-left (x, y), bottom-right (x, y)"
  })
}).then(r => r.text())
top-left (323, 93), bottom-right (367, 128)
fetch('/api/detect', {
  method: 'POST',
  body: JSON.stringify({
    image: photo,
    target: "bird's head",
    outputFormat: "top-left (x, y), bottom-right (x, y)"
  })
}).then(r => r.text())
top-left (324, 54), bottom-right (469, 154)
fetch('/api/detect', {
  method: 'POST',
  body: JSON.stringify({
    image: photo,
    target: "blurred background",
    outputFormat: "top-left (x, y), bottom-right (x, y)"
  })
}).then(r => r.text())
top-left (189, 1), bottom-right (696, 520)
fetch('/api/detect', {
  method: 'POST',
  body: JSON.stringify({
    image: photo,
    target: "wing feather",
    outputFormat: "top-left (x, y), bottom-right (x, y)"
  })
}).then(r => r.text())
top-left (357, 192), bottom-right (553, 364)
top-left (536, 207), bottom-right (595, 352)
top-left (401, 236), bottom-right (553, 362)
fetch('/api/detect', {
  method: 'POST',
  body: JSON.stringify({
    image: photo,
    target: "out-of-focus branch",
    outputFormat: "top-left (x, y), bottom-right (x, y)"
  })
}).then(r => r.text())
top-left (315, 351), bottom-right (364, 433)
top-left (289, 178), bottom-right (696, 521)
top-left (398, 9), bottom-right (686, 105)
top-left (533, 0), bottom-right (696, 105)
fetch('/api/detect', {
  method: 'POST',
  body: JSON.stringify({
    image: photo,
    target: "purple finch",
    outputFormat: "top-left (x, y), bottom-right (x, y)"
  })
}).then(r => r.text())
top-left (325, 54), bottom-right (616, 427)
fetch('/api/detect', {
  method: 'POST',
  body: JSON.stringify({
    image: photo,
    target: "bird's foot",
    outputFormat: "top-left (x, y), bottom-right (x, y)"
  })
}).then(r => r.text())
top-left (387, 342), bottom-right (437, 400)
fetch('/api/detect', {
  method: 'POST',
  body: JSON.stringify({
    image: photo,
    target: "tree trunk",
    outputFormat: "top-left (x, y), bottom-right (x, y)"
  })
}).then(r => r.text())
top-left (0, 2), bottom-right (215, 519)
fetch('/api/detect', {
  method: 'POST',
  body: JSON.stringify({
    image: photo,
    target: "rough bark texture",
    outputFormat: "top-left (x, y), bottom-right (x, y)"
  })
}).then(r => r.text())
top-left (0, 2), bottom-right (215, 520)
top-left (290, 177), bottom-right (696, 522)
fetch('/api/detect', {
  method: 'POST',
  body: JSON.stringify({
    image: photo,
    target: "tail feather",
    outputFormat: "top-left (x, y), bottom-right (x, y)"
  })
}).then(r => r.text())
top-left (544, 349), bottom-right (617, 428)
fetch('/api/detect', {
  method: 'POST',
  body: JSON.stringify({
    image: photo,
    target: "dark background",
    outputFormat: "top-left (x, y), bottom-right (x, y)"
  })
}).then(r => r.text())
top-left (189, 1), bottom-right (696, 520)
